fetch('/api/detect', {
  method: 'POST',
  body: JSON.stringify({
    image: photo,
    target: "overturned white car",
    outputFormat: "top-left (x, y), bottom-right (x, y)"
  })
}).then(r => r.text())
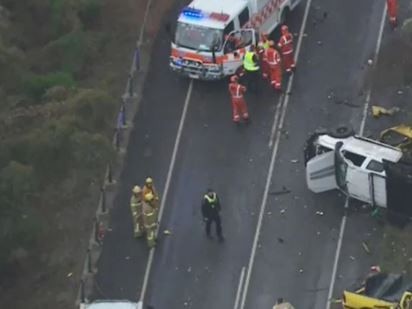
top-left (304, 126), bottom-right (412, 216)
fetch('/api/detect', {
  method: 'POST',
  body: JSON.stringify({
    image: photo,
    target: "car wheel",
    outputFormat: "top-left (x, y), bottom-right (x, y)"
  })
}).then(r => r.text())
top-left (329, 125), bottom-right (355, 138)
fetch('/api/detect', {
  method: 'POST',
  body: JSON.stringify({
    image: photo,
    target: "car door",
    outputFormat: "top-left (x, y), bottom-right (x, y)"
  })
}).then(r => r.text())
top-left (306, 151), bottom-right (338, 193)
top-left (222, 29), bottom-right (256, 76)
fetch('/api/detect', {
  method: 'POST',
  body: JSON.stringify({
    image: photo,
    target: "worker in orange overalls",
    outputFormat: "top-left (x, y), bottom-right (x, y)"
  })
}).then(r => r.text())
top-left (258, 33), bottom-right (270, 79)
top-left (386, 0), bottom-right (398, 29)
top-left (277, 25), bottom-right (296, 73)
top-left (265, 40), bottom-right (282, 92)
top-left (228, 75), bottom-right (249, 124)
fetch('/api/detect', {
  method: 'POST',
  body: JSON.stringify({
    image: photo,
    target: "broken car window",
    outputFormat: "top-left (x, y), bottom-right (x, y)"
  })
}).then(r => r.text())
top-left (366, 159), bottom-right (384, 173)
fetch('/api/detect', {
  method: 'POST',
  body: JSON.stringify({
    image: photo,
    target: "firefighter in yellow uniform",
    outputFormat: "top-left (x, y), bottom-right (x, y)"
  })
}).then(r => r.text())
top-left (130, 185), bottom-right (144, 238)
top-left (142, 177), bottom-right (160, 209)
top-left (143, 192), bottom-right (158, 248)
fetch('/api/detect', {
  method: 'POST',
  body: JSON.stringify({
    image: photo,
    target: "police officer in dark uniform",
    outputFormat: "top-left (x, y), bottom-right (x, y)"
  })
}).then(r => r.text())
top-left (201, 189), bottom-right (224, 242)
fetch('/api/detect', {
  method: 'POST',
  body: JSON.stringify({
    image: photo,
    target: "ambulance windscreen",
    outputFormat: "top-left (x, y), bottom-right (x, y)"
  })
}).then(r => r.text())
top-left (175, 22), bottom-right (223, 51)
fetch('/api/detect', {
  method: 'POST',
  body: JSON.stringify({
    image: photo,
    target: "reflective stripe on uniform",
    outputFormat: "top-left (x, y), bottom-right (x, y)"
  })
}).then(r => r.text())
top-left (204, 193), bottom-right (217, 203)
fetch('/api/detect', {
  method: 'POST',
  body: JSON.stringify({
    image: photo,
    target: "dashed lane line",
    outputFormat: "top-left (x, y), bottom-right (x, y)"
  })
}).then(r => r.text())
top-left (240, 0), bottom-right (313, 307)
top-left (326, 4), bottom-right (387, 309)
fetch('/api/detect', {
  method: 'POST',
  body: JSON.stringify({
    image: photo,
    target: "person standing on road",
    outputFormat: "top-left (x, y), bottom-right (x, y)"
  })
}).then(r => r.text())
top-left (130, 185), bottom-right (144, 238)
top-left (386, 0), bottom-right (398, 29)
top-left (143, 177), bottom-right (159, 209)
top-left (228, 75), bottom-right (249, 124)
top-left (202, 189), bottom-right (224, 242)
top-left (242, 45), bottom-right (260, 93)
top-left (143, 192), bottom-right (158, 248)
top-left (277, 25), bottom-right (296, 73)
top-left (273, 298), bottom-right (295, 309)
top-left (258, 33), bottom-right (270, 79)
top-left (266, 41), bottom-right (283, 92)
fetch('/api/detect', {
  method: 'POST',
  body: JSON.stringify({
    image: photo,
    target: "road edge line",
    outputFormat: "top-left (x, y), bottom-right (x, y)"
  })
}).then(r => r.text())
top-left (139, 80), bottom-right (194, 304)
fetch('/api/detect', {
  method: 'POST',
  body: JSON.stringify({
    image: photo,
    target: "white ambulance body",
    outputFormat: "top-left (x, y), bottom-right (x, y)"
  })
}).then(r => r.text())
top-left (169, 0), bottom-right (302, 80)
top-left (80, 300), bottom-right (140, 309)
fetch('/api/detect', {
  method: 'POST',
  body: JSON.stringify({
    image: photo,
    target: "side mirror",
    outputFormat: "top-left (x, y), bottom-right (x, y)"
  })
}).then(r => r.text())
top-left (165, 22), bottom-right (174, 42)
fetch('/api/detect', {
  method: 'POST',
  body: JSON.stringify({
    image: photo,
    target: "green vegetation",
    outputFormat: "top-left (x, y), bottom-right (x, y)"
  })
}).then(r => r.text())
top-left (0, 0), bottom-right (116, 272)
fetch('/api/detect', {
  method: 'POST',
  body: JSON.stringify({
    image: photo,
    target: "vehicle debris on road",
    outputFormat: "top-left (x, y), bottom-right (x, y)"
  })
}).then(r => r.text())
top-left (372, 105), bottom-right (400, 117)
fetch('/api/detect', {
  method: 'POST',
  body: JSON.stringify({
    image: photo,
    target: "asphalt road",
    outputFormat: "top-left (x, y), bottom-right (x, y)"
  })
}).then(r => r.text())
top-left (93, 0), bottom-right (393, 308)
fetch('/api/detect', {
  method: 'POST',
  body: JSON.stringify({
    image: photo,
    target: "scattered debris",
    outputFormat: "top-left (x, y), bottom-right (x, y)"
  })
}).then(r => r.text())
top-left (334, 98), bottom-right (360, 108)
top-left (270, 186), bottom-right (291, 195)
top-left (362, 241), bottom-right (371, 254)
top-left (372, 105), bottom-right (400, 118)
top-left (163, 229), bottom-right (172, 235)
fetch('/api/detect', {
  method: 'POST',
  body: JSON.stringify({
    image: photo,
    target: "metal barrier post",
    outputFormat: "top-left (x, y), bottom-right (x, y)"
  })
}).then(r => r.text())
top-left (128, 74), bottom-right (134, 98)
top-left (87, 249), bottom-right (93, 273)
top-left (134, 48), bottom-right (140, 72)
top-left (107, 164), bottom-right (113, 184)
top-left (101, 186), bottom-right (106, 213)
top-left (80, 278), bottom-right (86, 303)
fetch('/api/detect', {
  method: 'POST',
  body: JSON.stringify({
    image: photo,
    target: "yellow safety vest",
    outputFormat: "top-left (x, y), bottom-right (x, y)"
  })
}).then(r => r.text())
top-left (243, 51), bottom-right (259, 72)
top-left (260, 41), bottom-right (270, 50)
top-left (204, 193), bottom-right (217, 207)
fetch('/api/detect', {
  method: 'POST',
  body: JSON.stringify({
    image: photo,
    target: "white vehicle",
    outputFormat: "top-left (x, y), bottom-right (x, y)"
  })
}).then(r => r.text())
top-left (304, 127), bottom-right (412, 216)
top-left (169, 0), bottom-right (302, 80)
top-left (80, 300), bottom-right (140, 309)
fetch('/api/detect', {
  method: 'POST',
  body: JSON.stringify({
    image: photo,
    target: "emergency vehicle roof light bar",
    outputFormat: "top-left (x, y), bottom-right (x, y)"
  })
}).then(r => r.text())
top-left (181, 7), bottom-right (203, 19)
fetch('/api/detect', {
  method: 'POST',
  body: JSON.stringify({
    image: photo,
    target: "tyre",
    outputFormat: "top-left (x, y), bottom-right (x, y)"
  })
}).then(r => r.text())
top-left (329, 125), bottom-right (355, 139)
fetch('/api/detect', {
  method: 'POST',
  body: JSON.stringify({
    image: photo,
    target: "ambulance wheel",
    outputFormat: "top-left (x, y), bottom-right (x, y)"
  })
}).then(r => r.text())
top-left (329, 125), bottom-right (354, 139)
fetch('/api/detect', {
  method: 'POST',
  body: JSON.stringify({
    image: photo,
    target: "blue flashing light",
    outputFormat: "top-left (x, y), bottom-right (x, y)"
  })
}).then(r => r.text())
top-left (181, 7), bottom-right (203, 19)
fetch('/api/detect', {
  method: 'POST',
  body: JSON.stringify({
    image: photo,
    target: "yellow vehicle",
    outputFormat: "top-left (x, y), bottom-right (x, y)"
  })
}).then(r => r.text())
top-left (342, 290), bottom-right (412, 309)
top-left (380, 124), bottom-right (412, 151)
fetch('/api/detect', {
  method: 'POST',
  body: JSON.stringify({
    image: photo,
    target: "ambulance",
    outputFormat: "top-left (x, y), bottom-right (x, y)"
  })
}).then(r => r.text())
top-left (169, 0), bottom-right (302, 80)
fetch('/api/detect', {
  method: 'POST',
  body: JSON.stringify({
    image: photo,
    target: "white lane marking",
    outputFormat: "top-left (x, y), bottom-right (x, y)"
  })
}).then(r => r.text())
top-left (240, 0), bottom-right (313, 307)
top-left (268, 94), bottom-right (284, 148)
top-left (234, 267), bottom-right (246, 309)
top-left (325, 199), bottom-right (348, 308)
top-left (360, 4), bottom-right (387, 136)
top-left (139, 80), bottom-right (194, 303)
top-left (326, 5), bottom-right (387, 309)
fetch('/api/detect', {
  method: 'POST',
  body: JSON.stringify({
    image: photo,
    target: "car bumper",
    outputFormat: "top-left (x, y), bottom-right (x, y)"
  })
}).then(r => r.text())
top-left (169, 62), bottom-right (224, 80)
